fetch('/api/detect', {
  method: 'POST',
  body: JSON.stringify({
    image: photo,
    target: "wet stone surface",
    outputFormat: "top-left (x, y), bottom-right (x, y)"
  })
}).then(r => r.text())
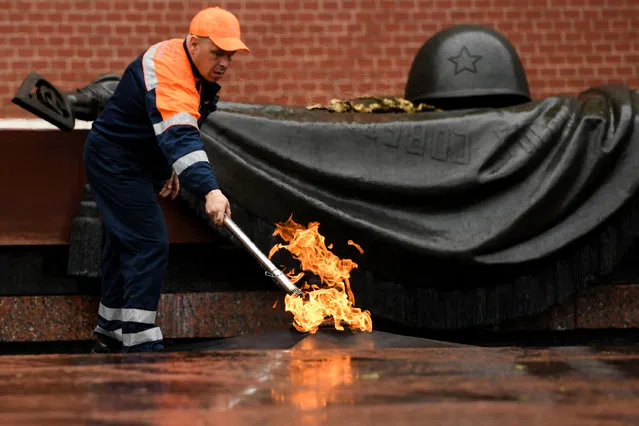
top-left (1, 331), bottom-right (639, 425)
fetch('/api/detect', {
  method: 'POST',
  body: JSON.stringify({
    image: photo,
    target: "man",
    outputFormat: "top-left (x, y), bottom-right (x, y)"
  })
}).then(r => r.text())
top-left (83, 7), bottom-right (250, 353)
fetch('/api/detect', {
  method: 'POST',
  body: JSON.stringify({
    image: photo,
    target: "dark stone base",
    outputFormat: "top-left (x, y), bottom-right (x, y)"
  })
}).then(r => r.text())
top-left (502, 283), bottom-right (639, 331)
top-left (3, 240), bottom-right (639, 341)
top-left (0, 243), bottom-right (273, 296)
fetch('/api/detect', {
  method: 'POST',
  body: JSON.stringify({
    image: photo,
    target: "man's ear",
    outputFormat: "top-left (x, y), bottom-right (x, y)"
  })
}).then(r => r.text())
top-left (187, 34), bottom-right (199, 53)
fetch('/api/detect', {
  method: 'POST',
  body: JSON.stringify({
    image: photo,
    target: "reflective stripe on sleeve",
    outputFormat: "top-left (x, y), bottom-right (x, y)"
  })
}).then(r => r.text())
top-left (172, 150), bottom-right (210, 175)
top-left (142, 42), bottom-right (162, 91)
top-left (153, 112), bottom-right (199, 135)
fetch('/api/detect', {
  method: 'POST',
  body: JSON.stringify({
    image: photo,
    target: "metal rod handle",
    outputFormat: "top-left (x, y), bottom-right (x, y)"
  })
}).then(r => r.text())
top-left (223, 215), bottom-right (303, 296)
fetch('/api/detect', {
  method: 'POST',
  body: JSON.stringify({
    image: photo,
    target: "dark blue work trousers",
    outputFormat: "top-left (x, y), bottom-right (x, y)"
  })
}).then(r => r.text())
top-left (83, 133), bottom-right (168, 352)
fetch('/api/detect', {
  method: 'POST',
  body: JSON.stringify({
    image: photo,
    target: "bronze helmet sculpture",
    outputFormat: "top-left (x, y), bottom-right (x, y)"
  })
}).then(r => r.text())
top-left (405, 25), bottom-right (531, 110)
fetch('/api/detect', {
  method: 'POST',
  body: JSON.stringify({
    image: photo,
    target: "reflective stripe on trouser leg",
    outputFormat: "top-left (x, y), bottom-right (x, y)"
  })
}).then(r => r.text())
top-left (121, 306), bottom-right (162, 348)
top-left (95, 325), bottom-right (123, 341)
top-left (84, 138), bottom-right (168, 350)
top-left (95, 302), bottom-right (123, 341)
top-left (123, 326), bottom-right (163, 347)
top-left (94, 231), bottom-right (124, 341)
top-left (119, 214), bottom-right (167, 350)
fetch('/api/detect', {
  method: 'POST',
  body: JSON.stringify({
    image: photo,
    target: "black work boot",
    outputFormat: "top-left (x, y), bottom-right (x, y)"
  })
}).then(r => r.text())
top-left (90, 333), bottom-right (123, 354)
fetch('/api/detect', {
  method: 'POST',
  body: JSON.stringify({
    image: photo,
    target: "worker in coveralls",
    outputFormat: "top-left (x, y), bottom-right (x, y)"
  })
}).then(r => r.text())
top-left (84, 7), bottom-right (250, 353)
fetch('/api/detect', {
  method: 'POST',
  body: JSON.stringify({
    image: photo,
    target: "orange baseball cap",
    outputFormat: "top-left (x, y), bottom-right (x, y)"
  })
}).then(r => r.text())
top-left (189, 7), bottom-right (250, 53)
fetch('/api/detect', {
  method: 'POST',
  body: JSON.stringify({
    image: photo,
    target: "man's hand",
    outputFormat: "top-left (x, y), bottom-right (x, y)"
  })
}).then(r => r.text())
top-left (205, 189), bottom-right (231, 226)
top-left (159, 171), bottom-right (180, 200)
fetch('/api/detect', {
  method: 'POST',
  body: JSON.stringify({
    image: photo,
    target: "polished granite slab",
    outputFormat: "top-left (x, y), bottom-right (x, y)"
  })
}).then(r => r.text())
top-left (1, 330), bottom-right (638, 425)
top-left (170, 329), bottom-right (466, 352)
top-left (0, 291), bottom-right (290, 342)
top-left (4, 284), bottom-right (639, 343)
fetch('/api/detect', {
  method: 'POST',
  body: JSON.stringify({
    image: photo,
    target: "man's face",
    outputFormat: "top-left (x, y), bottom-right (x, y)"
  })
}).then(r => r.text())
top-left (189, 36), bottom-right (235, 83)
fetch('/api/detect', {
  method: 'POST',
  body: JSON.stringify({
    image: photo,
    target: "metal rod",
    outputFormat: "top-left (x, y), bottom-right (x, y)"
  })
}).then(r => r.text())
top-left (223, 214), bottom-right (303, 296)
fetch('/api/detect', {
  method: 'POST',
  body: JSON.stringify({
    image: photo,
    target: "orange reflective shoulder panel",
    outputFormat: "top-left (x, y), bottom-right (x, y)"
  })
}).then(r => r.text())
top-left (143, 39), bottom-right (200, 125)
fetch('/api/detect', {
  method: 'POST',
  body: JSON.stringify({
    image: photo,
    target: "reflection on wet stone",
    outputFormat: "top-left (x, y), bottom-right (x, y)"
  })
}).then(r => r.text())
top-left (518, 361), bottom-right (576, 378)
top-left (2, 337), bottom-right (639, 424)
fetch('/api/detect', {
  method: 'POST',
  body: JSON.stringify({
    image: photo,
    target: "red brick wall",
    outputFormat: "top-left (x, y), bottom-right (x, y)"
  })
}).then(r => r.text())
top-left (1, 0), bottom-right (638, 118)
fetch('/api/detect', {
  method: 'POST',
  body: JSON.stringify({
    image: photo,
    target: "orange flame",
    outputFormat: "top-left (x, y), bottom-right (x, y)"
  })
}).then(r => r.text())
top-left (348, 240), bottom-right (364, 254)
top-left (269, 215), bottom-right (373, 333)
